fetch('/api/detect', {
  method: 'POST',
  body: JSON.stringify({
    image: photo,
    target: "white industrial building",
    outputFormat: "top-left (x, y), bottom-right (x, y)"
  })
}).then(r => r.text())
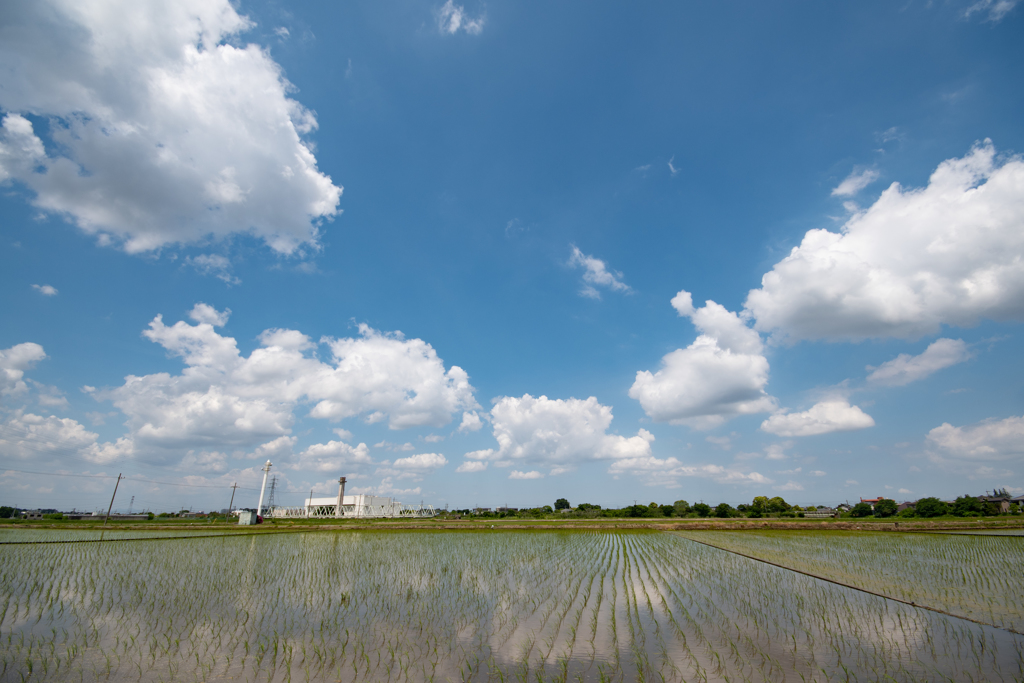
top-left (255, 470), bottom-right (435, 519)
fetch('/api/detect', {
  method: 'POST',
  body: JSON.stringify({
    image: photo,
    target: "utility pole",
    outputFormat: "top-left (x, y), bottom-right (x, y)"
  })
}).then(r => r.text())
top-left (127, 496), bottom-right (134, 515)
top-left (103, 474), bottom-right (124, 526)
top-left (227, 482), bottom-right (238, 514)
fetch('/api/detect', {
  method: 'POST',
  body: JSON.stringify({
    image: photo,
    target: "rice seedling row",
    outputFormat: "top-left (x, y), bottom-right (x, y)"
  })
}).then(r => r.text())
top-left (674, 529), bottom-right (1024, 632)
top-left (1, 529), bottom-right (1021, 682)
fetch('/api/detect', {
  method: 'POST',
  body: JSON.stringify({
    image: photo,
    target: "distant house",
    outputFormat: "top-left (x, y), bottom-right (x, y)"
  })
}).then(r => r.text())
top-left (897, 501), bottom-right (916, 512)
top-left (980, 494), bottom-right (1011, 514)
top-left (859, 497), bottom-right (884, 510)
top-left (1012, 495), bottom-right (1024, 509)
top-left (804, 508), bottom-right (836, 519)
top-left (836, 503), bottom-right (852, 513)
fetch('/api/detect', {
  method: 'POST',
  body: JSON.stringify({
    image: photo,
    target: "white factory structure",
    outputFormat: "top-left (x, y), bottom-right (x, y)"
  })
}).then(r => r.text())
top-left (252, 464), bottom-right (436, 519)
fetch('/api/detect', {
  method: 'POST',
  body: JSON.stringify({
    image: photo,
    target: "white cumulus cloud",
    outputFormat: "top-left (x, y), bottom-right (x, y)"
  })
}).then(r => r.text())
top-left (465, 394), bottom-right (653, 466)
top-left (608, 456), bottom-right (772, 488)
top-left (84, 310), bottom-right (476, 467)
top-left (31, 284), bottom-right (58, 296)
top-left (0, 411), bottom-right (99, 460)
top-left (568, 245), bottom-right (631, 300)
top-left (293, 440), bottom-right (372, 472)
top-left (0, 343), bottom-right (47, 396)
top-left (456, 460), bottom-right (487, 473)
top-left (760, 400), bottom-right (875, 437)
top-left (629, 292), bottom-right (776, 429)
top-left (746, 142), bottom-right (1024, 341)
top-left (459, 410), bottom-right (483, 432)
top-left (927, 415), bottom-right (1024, 460)
top-left (866, 338), bottom-right (972, 386)
top-left (377, 452), bottom-right (448, 481)
top-left (509, 470), bottom-right (543, 480)
top-left (0, 0), bottom-right (342, 255)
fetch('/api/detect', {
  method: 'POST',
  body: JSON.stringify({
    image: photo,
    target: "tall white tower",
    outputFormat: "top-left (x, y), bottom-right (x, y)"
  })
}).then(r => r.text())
top-left (256, 460), bottom-right (272, 516)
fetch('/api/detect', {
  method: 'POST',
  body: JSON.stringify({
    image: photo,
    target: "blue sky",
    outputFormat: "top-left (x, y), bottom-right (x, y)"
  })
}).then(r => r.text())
top-left (1, 0), bottom-right (1023, 512)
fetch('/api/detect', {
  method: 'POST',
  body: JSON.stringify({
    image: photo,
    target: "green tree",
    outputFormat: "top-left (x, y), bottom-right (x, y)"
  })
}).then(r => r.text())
top-left (767, 496), bottom-right (791, 513)
top-left (914, 497), bottom-right (948, 518)
top-left (692, 502), bottom-right (711, 517)
top-left (673, 500), bottom-right (690, 515)
top-left (952, 495), bottom-right (983, 516)
top-left (554, 498), bottom-right (571, 511)
top-left (659, 504), bottom-right (675, 517)
top-left (750, 496), bottom-right (769, 515)
top-left (849, 502), bottom-right (873, 518)
top-left (714, 503), bottom-right (734, 518)
top-left (0, 506), bottom-right (17, 519)
top-left (873, 499), bottom-right (898, 518)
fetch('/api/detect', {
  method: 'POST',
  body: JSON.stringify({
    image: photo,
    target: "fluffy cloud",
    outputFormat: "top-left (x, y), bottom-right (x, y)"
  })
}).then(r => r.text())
top-left (293, 440), bottom-right (372, 472)
top-left (927, 415), bottom-right (1024, 460)
top-left (0, 343), bottom-right (47, 396)
top-left (629, 292), bottom-right (776, 429)
top-left (455, 460), bottom-right (487, 473)
top-left (458, 410), bottom-right (483, 432)
top-left (568, 245), bottom-right (631, 300)
top-left (831, 168), bottom-right (879, 197)
top-left (866, 338), bottom-right (972, 386)
top-left (0, 1), bottom-right (341, 254)
top-left (31, 284), bottom-right (58, 296)
top-left (608, 456), bottom-right (772, 488)
top-left (746, 142), bottom-right (1024, 341)
top-left (466, 394), bottom-right (653, 467)
top-left (88, 307), bottom-right (476, 464)
top-left (0, 412), bottom-right (99, 460)
top-left (437, 0), bottom-right (484, 35)
top-left (377, 452), bottom-right (448, 480)
top-left (251, 436), bottom-right (297, 461)
top-left (509, 470), bottom-right (543, 480)
top-left (760, 400), bottom-right (875, 437)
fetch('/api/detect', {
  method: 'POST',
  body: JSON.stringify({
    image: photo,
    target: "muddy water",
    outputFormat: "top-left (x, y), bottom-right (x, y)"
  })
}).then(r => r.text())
top-left (1, 530), bottom-right (1021, 682)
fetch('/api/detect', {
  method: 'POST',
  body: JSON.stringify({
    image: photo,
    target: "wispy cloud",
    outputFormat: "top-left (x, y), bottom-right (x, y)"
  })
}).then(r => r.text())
top-left (568, 245), bottom-right (631, 300)
top-left (965, 0), bottom-right (1018, 22)
top-left (438, 0), bottom-right (484, 35)
top-left (186, 254), bottom-right (240, 285)
top-left (667, 156), bottom-right (679, 176)
top-left (866, 338), bottom-right (972, 386)
top-left (831, 167), bottom-right (879, 197)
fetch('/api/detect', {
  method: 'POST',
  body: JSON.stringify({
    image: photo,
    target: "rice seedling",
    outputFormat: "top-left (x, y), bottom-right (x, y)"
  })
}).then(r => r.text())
top-left (0, 529), bottom-right (1020, 681)
top-left (674, 529), bottom-right (1024, 632)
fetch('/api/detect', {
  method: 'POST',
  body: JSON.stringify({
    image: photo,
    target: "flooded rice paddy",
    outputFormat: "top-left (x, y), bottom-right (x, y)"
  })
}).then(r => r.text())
top-left (0, 528), bottom-right (250, 544)
top-left (1, 529), bottom-right (1022, 682)
top-left (675, 529), bottom-right (1024, 633)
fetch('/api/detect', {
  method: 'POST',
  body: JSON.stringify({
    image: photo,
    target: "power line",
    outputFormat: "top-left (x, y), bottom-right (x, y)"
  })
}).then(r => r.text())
top-left (0, 468), bottom-right (259, 490)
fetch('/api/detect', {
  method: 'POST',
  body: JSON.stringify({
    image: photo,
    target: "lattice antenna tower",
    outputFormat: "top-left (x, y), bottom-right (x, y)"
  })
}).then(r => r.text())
top-left (267, 475), bottom-right (278, 510)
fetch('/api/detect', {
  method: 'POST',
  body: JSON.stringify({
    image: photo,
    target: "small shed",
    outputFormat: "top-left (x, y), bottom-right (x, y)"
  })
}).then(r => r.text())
top-left (237, 511), bottom-right (258, 525)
